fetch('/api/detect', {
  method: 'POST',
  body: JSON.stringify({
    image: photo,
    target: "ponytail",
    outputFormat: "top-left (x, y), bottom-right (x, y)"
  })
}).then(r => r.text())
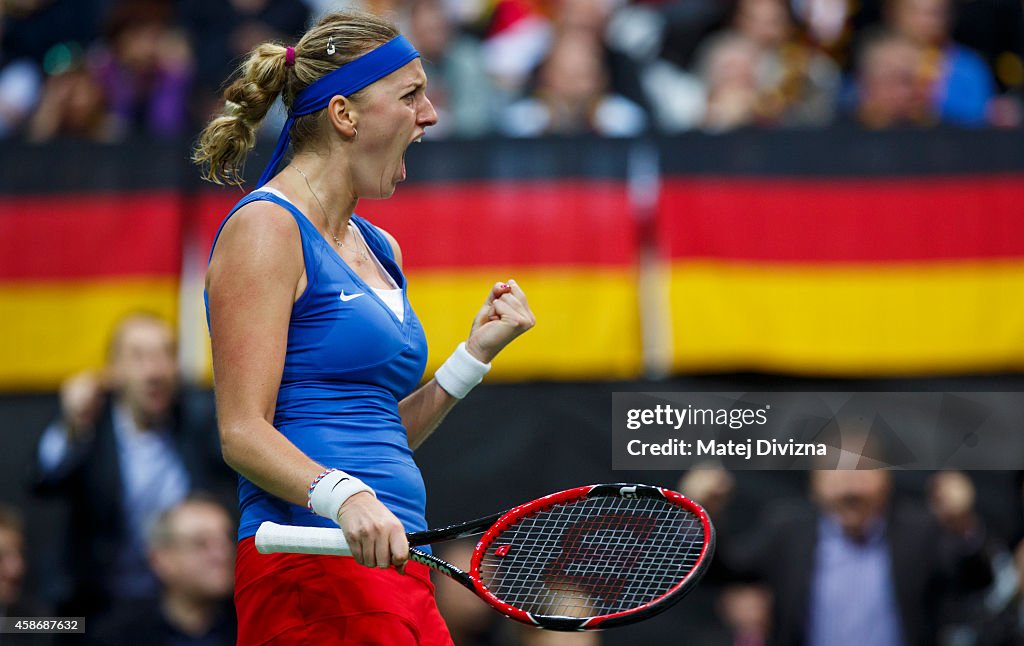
top-left (192, 43), bottom-right (290, 185)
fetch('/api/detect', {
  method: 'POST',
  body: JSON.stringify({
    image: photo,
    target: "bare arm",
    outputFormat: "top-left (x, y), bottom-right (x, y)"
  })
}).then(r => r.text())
top-left (209, 202), bottom-right (407, 569)
top-left (207, 201), bottom-right (322, 506)
top-left (398, 380), bottom-right (459, 450)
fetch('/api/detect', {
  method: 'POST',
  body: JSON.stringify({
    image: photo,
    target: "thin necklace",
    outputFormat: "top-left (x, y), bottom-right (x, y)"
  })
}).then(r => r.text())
top-left (293, 166), bottom-right (369, 261)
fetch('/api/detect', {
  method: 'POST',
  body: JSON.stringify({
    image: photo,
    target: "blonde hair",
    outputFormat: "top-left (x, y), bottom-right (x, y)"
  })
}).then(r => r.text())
top-left (192, 11), bottom-right (400, 186)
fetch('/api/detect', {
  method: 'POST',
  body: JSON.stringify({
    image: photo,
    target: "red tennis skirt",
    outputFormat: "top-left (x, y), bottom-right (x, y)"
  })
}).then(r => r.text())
top-left (235, 536), bottom-right (454, 645)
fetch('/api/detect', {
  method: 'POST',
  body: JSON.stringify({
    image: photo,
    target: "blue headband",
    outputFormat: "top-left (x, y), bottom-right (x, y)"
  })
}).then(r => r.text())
top-left (256, 35), bottom-right (420, 187)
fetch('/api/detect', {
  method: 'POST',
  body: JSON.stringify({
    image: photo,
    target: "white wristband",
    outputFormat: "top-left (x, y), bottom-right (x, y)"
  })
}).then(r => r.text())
top-left (434, 342), bottom-right (491, 399)
top-left (308, 469), bottom-right (375, 523)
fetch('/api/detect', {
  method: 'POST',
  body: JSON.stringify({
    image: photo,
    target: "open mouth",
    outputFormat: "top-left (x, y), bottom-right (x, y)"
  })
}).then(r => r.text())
top-left (399, 135), bottom-right (424, 182)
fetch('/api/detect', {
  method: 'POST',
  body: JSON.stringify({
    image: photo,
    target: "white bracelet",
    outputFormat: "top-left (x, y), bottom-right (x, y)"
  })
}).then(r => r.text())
top-left (308, 469), bottom-right (376, 523)
top-left (434, 342), bottom-right (491, 399)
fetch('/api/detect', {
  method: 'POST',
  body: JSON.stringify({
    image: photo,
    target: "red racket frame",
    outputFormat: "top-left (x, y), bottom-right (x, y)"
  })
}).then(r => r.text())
top-left (465, 483), bottom-right (715, 631)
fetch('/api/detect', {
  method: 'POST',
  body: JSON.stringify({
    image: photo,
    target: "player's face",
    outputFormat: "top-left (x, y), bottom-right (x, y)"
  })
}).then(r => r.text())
top-left (349, 59), bottom-right (437, 199)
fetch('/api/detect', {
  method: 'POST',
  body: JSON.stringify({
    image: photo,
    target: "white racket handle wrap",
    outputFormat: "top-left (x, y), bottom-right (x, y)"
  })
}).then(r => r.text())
top-left (255, 522), bottom-right (353, 556)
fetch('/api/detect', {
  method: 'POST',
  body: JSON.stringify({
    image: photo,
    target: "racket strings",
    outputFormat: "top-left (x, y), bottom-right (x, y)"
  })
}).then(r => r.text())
top-left (477, 495), bottom-right (706, 619)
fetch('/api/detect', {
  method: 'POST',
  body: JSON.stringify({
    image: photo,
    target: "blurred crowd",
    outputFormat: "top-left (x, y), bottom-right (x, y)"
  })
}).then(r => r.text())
top-left (674, 467), bottom-right (1024, 646)
top-left (0, 313), bottom-right (1022, 645)
top-left (436, 469), bottom-right (1024, 646)
top-left (0, 0), bottom-right (1021, 143)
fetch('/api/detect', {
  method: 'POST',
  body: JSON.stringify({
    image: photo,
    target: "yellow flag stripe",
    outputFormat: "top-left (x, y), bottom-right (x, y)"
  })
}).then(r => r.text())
top-left (667, 260), bottom-right (1024, 375)
top-left (0, 279), bottom-right (179, 390)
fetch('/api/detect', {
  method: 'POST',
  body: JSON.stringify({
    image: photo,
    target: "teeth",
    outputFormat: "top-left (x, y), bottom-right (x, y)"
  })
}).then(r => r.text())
top-left (414, 136), bottom-right (423, 143)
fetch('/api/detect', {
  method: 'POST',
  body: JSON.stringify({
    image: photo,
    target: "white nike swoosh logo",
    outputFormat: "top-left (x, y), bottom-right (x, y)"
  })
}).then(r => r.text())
top-left (339, 291), bottom-right (365, 302)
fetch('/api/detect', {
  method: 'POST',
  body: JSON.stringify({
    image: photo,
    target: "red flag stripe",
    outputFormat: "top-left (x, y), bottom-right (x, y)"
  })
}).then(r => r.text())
top-left (0, 192), bottom-right (183, 280)
top-left (658, 175), bottom-right (1024, 262)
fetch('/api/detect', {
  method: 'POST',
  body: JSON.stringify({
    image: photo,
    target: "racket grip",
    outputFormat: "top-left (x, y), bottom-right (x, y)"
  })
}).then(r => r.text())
top-left (254, 521), bottom-right (353, 556)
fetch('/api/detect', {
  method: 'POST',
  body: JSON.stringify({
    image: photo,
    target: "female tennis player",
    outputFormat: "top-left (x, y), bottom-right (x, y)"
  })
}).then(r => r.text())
top-left (194, 12), bottom-right (535, 644)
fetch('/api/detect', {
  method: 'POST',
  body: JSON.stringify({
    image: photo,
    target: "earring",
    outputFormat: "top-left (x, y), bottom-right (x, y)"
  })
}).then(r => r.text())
top-left (326, 36), bottom-right (336, 56)
top-left (352, 127), bottom-right (358, 141)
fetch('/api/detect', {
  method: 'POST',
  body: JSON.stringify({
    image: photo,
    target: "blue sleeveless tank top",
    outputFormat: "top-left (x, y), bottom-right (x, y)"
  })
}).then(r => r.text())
top-left (205, 191), bottom-right (429, 542)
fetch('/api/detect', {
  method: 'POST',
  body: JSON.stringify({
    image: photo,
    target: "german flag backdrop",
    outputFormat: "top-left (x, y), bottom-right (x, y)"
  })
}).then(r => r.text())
top-left (1, 132), bottom-right (1021, 390)
top-left (0, 192), bottom-right (182, 389)
top-left (657, 130), bottom-right (1024, 376)
top-left (0, 140), bottom-right (196, 390)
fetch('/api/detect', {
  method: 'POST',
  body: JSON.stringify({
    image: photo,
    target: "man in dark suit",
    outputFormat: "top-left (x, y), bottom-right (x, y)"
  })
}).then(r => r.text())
top-left (32, 312), bottom-right (233, 620)
top-left (683, 467), bottom-right (993, 646)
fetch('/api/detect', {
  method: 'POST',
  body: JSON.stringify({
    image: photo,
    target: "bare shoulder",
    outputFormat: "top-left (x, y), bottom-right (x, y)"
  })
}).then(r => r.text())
top-left (209, 199), bottom-right (303, 277)
top-left (376, 226), bottom-right (403, 270)
top-left (216, 199), bottom-right (301, 254)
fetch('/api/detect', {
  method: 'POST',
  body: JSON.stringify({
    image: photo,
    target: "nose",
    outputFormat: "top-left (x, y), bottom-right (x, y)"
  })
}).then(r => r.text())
top-left (418, 94), bottom-right (439, 128)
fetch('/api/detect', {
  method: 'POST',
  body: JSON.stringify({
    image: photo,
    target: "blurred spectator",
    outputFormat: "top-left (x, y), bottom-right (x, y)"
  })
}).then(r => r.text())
top-left (406, 0), bottom-right (495, 138)
top-left (696, 33), bottom-right (762, 131)
top-left (731, 0), bottom-right (840, 126)
top-left (500, 30), bottom-right (647, 137)
top-left (32, 312), bottom-right (230, 620)
top-left (850, 29), bottom-right (933, 128)
top-left (480, 0), bottom-right (553, 97)
top-left (26, 63), bottom-right (115, 142)
top-left (683, 0), bottom-right (840, 132)
top-left (0, 506), bottom-right (26, 614)
top-left (89, 496), bottom-right (236, 646)
top-left (886, 0), bottom-right (997, 125)
top-left (180, 0), bottom-right (309, 125)
top-left (551, 0), bottom-right (612, 33)
top-left (89, 0), bottom-right (194, 139)
top-left (0, 504), bottom-right (52, 644)
top-left (432, 542), bottom-right (503, 645)
top-left (551, 0), bottom-right (652, 118)
top-left (682, 467), bottom-right (994, 646)
top-left (717, 583), bottom-right (772, 646)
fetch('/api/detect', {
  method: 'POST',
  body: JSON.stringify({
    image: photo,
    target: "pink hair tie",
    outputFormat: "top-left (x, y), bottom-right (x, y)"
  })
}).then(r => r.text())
top-left (285, 46), bottom-right (296, 67)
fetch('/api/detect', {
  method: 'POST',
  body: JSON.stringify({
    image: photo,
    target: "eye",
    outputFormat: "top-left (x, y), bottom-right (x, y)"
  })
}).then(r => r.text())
top-left (402, 91), bottom-right (416, 103)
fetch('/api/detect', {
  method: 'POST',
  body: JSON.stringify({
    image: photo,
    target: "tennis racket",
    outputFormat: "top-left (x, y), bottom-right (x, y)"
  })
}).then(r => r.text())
top-left (255, 483), bottom-right (715, 631)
